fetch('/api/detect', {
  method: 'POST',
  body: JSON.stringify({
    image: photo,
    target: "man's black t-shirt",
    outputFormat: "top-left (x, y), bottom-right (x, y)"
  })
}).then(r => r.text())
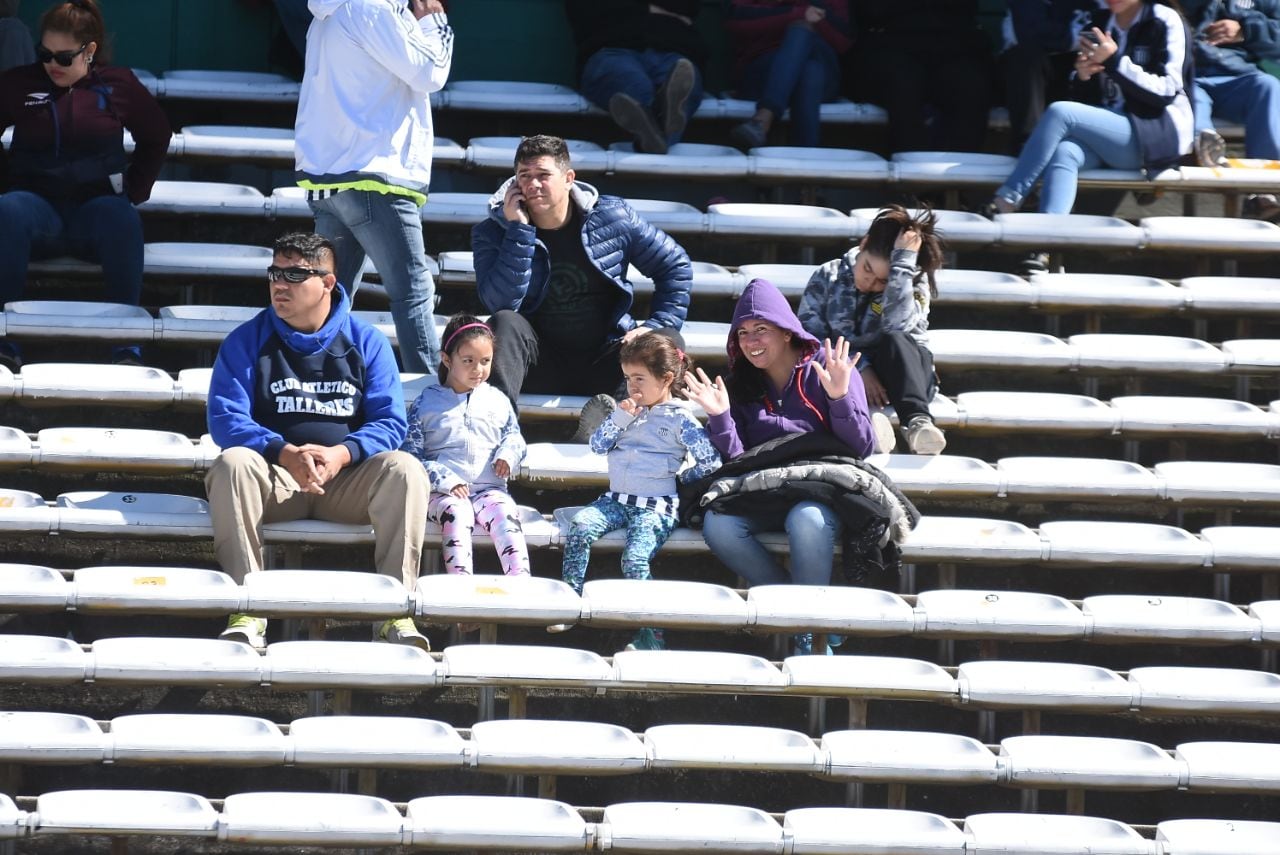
top-left (528, 206), bottom-right (619, 351)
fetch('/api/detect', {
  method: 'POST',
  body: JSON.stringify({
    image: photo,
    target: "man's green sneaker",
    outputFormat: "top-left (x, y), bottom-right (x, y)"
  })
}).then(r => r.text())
top-left (377, 617), bottom-right (431, 652)
top-left (219, 613), bottom-right (267, 650)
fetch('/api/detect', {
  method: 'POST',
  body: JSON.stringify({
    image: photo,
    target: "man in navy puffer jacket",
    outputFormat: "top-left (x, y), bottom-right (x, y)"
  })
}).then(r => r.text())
top-left (471, 134), bottom-right (693, 431)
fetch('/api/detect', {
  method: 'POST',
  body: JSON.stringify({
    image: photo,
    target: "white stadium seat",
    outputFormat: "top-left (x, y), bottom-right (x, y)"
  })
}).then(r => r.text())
top-left (957, 661), bottom-right (1132, 711)
top-left (34, 789), bottom-right (216, 838)
top-left (263, 641), bottom-right (437, 690)
top-left (470, 719), bottom-right (646, 774)
top-left (288, 716), bottom-right (465, 769)
top-left (914, 590), bottom-right (1086, 640)
top-left (218, 792), bottom-right (405, 847)
top-left (998, 735), bottom-right (1182, 790)
top-left (822, 729), bottom-right (998, 784)
top-left (963, 813), bottom-right (1154, 855)
top-left (0, 712), bottom-right (107, 763)
top-left (644, 724), bottom-right (822, 772)
top-left (1083, 595), bottom-right (1259, 644)
top-left (784, 807), bottom-right (967, 855)
top-left (109, 714), bottom-right (287, 765)
top-left (598, 802), bottom-right (784, 854)
top-left (1156, 819), bottom-right (1280, 855)
top-left (406, 795), bottom-right (589, 851)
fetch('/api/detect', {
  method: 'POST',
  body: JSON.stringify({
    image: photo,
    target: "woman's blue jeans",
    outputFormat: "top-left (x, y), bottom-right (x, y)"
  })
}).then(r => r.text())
top-left (703, 501), bottom-right (842, 587)
top-left (0, 190), bottom-right (143, 306)
top-left (995, 100), bottom-right (1142, 214)
top-left (737, 25), bottom-right (840, 147)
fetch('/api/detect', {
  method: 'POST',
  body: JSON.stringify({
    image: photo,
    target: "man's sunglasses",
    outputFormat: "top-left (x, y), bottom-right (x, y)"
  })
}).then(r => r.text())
top-left (267, 265), bottom-right (329, 284)
top-left (36, 44), bottom-right (87, 67)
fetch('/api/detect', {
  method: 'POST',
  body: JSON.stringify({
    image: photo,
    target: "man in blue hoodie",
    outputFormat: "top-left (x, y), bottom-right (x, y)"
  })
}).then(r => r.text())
top-left (205, 232), bottom-right (431, 652)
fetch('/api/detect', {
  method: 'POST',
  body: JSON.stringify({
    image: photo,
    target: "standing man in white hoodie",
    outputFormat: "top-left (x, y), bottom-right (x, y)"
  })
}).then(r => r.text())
top-left (294, 0), bottom-right (453, 374)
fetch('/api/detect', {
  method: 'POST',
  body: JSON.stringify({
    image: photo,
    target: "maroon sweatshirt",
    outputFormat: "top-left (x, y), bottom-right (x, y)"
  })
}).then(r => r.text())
top-left (0, 62), bottom-right (171, 204)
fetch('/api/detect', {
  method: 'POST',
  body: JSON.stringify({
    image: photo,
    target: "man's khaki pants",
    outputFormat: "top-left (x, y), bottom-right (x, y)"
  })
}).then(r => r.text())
top-left (205, 447), bottom-right (429, 590)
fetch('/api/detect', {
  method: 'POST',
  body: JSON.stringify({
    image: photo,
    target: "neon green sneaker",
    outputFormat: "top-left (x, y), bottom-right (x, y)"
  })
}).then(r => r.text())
top-left (219, 613), bottom-right (267, 650)
top-left (377, 617), bottom-right (431, 652)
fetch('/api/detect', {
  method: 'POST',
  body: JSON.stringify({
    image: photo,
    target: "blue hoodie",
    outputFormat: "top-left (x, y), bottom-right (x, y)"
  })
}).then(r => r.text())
top-left (708, 278), bottom-right (875, 461)
top-left (207, 283), bottom-right (407, 465)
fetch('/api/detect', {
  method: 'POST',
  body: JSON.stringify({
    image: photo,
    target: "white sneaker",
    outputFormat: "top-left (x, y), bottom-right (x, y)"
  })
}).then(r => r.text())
top-left (905, 416), bottom-right (946, 455)
top-left (219, 614), bottom-right (267, 650)
top-left (871, 411), bottom-right (896, 453)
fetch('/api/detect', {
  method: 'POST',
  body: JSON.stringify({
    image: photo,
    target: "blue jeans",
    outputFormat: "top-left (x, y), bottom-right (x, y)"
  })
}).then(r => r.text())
top-left (703, 501), bottom-right (842, 587)
top-left (580, 48), bottom-right (704, 146)
top-left (1194, 71), bottom-right (1280, 160)
top-left (995, 101), bottom-right (1142, 214)
top-left (562, 495), bottom-right (677, 594)
top-left (737, 25), bottom-right (840, 147)
top-left (309, 189), bottom-right (440, 373)
top-left (0, 191), bottom-right (144, 306)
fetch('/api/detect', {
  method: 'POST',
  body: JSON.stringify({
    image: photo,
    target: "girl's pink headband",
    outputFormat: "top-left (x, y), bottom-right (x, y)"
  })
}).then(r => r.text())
top-left (443, 322), bottom-right (491, 353)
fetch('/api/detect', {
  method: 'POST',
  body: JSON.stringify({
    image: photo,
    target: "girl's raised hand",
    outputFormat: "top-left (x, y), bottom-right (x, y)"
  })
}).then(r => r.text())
top-left (812, 337), bottom-right (859, 400)
top-left (681, 366), bottom-right (730, 416)
top-left (618, 396), bottom-right (641, 415)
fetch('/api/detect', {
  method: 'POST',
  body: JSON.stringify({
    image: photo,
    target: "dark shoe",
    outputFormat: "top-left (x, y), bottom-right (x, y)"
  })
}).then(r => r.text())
top-left (609, 93), bottom-right (667, 155)
top-left (624, 627), bottom-right (665, 651)
top-left (1195, 128), bottom-right (1227, 169)
top-left (1242, 194), bottom-right (1280, 224)
top-left (111, 345), bottom-right (144, 366)
top-left (658, 58), bottom-right (696, 143)
top-left (729, 118), bottom-right (768, 152)
top-left (1018, 251), bottom-right (1051, 276)
top-left (571, 393), bottom-right (618, 443)
top-left (0, 341), bottom-right (21, 374)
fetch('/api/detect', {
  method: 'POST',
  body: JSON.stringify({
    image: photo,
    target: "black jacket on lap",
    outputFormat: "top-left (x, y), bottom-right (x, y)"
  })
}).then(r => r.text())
top-left (679, 431), bottom-right (920, 590)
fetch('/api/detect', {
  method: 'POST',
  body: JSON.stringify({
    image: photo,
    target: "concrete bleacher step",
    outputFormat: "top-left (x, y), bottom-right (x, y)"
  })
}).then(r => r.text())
top-left (21, 710), bottom-right (1273, 795)
top-left (6, 634), bottom-right (1280, 721)
top-left (6, 785), bottom-right (1275, 853)
top-left (5, 565), bottom-right (1278, 649)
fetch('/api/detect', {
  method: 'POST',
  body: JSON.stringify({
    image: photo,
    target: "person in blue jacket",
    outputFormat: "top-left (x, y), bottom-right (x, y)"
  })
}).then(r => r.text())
top-left (1183, 0), bottom-right (1280, 220)
top-left (471, 134), bottom-right (693, 440)
top-left (204, 232), bottom-right (431, 652)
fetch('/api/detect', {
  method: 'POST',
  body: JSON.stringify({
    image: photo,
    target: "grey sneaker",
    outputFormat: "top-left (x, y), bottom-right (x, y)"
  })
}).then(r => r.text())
top-left (220, 613), bottom-right (267, 650)
top-left (609, 93), bottom-right (667, 155)
top-left (546, 623), bottom-right (573, 634)
top-left (658, 58), bottom-right (696, 142)
top-left (571, 393), bottom-right (618, 443)
top-left (905, 415), bottom-right (946, 455)
top-left (376, 617), bottom-right (431, 652)
top-left (1195, 128), bottom-right (1227, 168)
top-left (729, 118), bottom-right (767, 152)
top-left (871, 410), bottom-right (896, 453)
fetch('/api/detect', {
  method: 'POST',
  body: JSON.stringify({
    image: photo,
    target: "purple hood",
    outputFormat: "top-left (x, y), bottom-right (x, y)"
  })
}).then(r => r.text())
top-left (727, 278), bottom-right (820, 369)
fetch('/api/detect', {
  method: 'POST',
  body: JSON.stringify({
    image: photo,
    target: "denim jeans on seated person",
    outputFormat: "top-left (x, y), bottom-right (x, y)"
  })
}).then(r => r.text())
top-left (1194, 71), bottom-right (1280, 161)
top-left (703, 501), bottom-right (842, 587)
top-left (580, 48), bottom-right (704, 147)
top-left (737, 25), bottom-right (840, 147)
top-left (0, 190), bottom-right (144, 306)
top-left (310, 188), bottom-right (440, 373)
top-left (994, 100), bottom-right (1142, 214)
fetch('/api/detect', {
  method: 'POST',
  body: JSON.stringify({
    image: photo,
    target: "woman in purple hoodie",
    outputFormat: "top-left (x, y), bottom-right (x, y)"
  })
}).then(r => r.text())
top-left (684, 278), bottom-right (874, 652)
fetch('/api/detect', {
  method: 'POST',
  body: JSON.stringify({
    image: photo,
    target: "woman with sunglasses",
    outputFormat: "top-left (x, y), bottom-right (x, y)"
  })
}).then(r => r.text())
top-left (0, 0), bottom-right (171, 371)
